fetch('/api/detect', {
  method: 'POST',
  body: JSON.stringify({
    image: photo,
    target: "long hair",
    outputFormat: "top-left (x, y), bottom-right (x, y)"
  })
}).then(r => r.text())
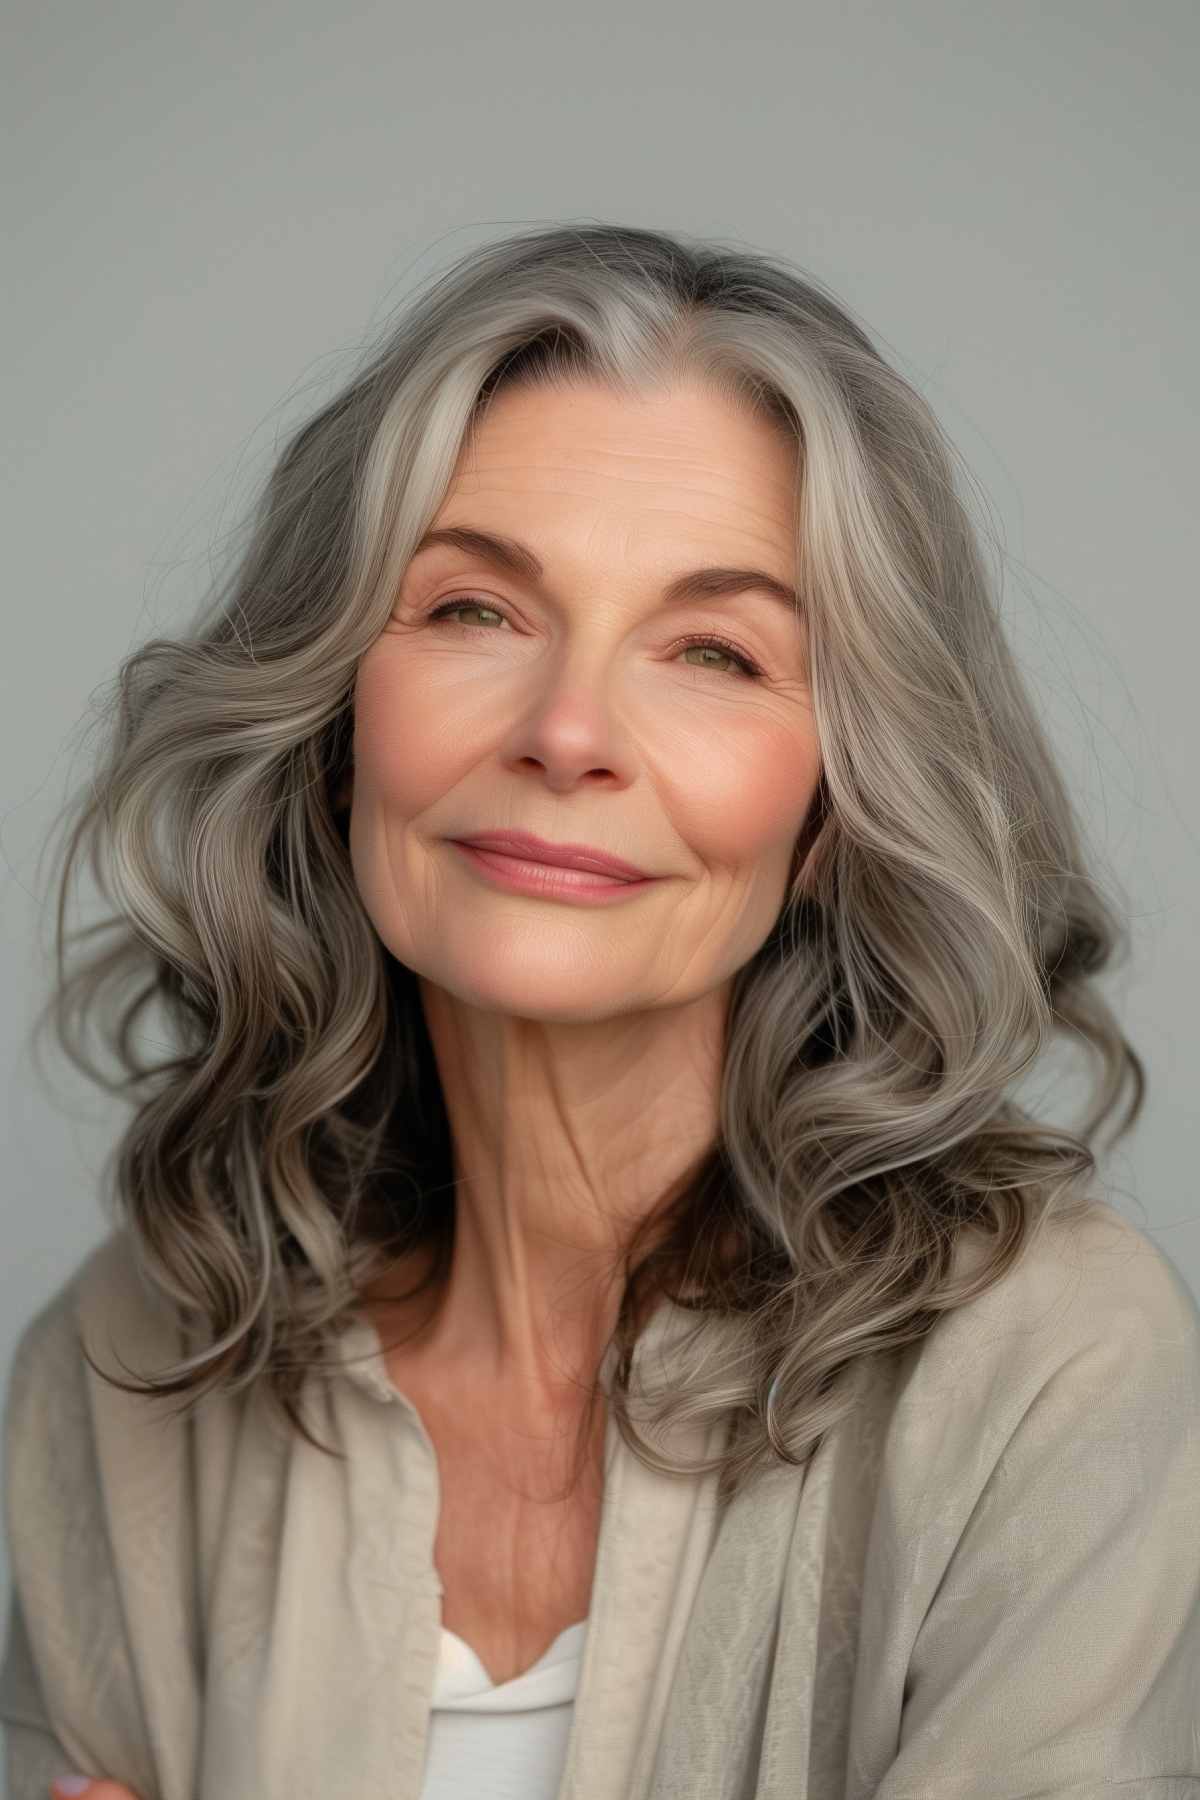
top-left (31, 221), bottom-right (1142, 1507)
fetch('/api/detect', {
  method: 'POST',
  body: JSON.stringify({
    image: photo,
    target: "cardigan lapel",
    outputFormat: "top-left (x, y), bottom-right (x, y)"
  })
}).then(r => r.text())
top-left (556, 1300), bottom-right (731, 1800)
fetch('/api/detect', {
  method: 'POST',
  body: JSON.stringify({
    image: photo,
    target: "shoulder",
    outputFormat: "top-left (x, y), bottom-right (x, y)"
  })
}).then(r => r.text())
top-left (887, 1196), bottom-right (1200, 1482)
top-left (942, 1194), bottom-right (1198, 1368)
top-left (4, 1226), bottom-right (181, 1448)
top-left (3, 1227), bottom-right (197, 1641)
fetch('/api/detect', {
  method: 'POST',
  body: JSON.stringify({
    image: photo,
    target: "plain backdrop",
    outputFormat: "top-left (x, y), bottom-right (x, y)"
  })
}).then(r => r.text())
top-left (3, 0), bottom-right (1197, 1622)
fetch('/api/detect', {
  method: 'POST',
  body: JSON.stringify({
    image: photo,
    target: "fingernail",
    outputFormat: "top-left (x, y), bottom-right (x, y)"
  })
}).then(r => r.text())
top-left (54, 1777), bottom-right (91, 1796)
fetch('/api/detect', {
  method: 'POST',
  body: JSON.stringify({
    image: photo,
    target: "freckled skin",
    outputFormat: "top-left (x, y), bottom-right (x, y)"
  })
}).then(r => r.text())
top-left (344, 379), bottom-right (821, 1409)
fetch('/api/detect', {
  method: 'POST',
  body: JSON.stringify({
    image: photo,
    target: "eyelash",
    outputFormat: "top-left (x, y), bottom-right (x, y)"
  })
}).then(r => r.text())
top-left (422, 597), bottom-right (766, 681)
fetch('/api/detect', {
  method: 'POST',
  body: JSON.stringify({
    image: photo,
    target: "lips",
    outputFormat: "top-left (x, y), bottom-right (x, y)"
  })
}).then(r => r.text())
top-left (451, 829), bottom-right (649, 882)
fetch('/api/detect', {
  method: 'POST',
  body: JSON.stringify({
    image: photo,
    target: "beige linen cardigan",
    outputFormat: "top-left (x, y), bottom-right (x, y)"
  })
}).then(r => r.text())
top-left (3, 1196), bottom-right (1200, 1799)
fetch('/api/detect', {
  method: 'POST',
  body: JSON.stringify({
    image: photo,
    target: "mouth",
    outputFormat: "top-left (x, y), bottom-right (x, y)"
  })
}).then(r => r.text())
top-left (448, 837), bottom-right (661, 903)
top-left (450, 829), bottom-right (650, 882)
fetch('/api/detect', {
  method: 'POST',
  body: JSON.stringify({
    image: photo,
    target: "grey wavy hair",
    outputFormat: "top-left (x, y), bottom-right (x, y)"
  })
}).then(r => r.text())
top-left (33, 221), bottom-right (1142, 1508)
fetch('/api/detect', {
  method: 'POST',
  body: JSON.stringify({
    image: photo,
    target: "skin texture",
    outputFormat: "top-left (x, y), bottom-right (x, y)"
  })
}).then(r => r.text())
top-left (61, 379), bottom-right (820, 1783)
top-left (349, 377), bottom-right (820, 1424)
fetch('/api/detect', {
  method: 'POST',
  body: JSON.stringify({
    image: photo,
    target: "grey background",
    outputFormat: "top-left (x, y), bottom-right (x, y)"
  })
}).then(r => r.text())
top-left (3, 0), bottom-right (1197, 1627)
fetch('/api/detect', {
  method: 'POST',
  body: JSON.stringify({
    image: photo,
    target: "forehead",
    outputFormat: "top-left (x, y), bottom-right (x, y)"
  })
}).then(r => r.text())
top-left (442, 378), bottom-right (799, 552)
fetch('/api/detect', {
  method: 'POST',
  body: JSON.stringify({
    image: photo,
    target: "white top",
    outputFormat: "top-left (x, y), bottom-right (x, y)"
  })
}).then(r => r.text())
top-left (419, 1618), bottom-right (588, 1800)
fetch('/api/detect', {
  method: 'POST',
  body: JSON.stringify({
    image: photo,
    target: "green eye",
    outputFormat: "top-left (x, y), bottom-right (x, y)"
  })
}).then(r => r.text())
top-left (425, 599), bottom-right (764, 680)
top-left (428, 600), bottom-right (505, 628)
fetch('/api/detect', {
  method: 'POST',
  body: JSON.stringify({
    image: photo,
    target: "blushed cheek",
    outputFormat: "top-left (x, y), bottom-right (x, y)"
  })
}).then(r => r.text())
top-left (352, 651), bottom-right (465, 819)
top-left (669, 717), bottom-right (821, 874)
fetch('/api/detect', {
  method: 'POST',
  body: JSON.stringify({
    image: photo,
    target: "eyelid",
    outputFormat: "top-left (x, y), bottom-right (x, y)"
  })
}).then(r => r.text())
top-left (426, 590), bottom-right (766, 655)
top-left (415, 578), bottom-right (774, 651)
top-left (421, 589), bottom-right (769, 676)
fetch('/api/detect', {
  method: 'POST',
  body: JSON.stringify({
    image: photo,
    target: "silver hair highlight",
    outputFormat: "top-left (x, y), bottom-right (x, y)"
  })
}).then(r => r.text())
top-left (32, 222), bottom-right (1141, 1506)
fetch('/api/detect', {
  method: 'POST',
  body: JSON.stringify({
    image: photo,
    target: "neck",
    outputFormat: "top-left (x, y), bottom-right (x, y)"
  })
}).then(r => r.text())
top-left (362, 975), bottom-right (729, 1414)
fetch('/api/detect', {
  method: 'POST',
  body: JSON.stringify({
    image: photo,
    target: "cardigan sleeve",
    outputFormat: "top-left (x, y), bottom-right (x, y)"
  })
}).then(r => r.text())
top-left (874, 1235), bottom-right (1200, 1799)
top-left (1, 1581), bottom-right (80, 1800)
top-left (0, 1287), bottom-right (161, 1800)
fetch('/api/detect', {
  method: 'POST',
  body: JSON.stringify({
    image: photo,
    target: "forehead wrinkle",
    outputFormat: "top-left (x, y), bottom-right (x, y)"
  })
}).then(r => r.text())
top-left (455, 451), bottom-right (792, 515)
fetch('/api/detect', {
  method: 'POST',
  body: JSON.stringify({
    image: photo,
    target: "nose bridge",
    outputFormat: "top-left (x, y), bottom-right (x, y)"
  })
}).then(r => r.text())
top-left (506, 605), bottom-right (638, 778)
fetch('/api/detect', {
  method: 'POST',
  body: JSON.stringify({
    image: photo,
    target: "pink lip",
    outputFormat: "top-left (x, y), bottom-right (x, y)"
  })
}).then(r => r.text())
top-left (450, 829), bottom-right (650, 881)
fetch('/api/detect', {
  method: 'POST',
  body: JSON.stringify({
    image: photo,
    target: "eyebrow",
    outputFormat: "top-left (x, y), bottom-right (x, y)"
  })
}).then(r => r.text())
top-left (410, 524), bottom-right (801, 615)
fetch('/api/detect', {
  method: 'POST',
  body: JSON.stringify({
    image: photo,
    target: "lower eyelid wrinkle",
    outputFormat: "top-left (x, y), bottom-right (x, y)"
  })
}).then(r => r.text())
top-left (423, 599), bottom-right (765, 680)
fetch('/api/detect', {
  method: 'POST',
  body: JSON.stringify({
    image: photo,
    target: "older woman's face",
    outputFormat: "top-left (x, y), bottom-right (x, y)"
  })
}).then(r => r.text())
top-left (347, 378), bottom-right (819, 1021)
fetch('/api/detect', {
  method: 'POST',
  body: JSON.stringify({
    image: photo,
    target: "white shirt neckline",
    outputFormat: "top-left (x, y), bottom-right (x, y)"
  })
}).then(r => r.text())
top-left (433, 1618), bottom-right (589, 1712)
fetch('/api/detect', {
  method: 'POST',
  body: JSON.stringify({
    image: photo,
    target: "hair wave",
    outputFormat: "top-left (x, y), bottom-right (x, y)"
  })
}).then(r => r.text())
top-left (32, 221), bottom-right (1143, 1507)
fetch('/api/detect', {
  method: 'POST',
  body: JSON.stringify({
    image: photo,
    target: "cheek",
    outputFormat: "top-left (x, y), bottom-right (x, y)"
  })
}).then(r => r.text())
top-left (351, 647), bottom-right (466, 814)
top-left (663, 711), bottom-right (820, 870)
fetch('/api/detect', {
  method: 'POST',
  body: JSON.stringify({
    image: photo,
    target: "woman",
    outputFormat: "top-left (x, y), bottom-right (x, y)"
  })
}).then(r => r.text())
top-left (5, 223), bottom-right (1198, 1800)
